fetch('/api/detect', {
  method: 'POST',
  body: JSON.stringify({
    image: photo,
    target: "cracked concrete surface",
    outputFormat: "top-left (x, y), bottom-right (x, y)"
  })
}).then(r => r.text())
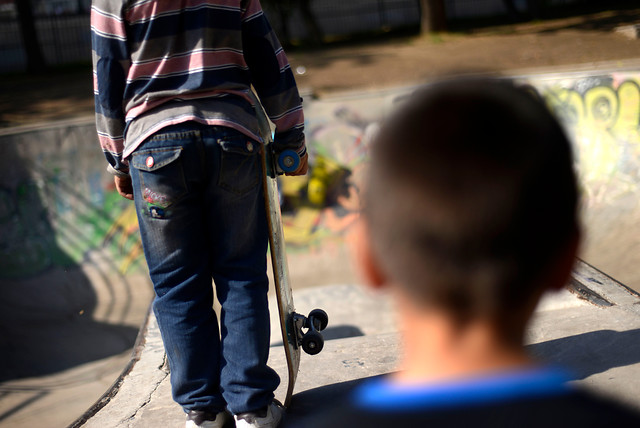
top-left (81, 311), bottom-right (174, 428)
top-left (80, 259), bottom-right (640, 426)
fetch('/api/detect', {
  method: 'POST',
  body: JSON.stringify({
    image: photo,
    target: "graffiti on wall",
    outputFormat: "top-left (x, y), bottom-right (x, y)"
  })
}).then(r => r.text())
top-left (532, 74), bottom-right (640, 206)
top-left (0, 126), bottom-right (142, 279)
top-left (280, 101), bottom-right (378, 248)
top-left (0, 174), bottom-right (142, 279)
top-left (285, 71), bottom-right (640, 250)
top-left (2, 71), bottom-right (639, 278)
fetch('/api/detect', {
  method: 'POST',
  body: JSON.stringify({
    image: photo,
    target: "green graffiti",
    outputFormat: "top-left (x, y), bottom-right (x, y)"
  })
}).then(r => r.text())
top-left (0, 173), bottom-right (143, 279)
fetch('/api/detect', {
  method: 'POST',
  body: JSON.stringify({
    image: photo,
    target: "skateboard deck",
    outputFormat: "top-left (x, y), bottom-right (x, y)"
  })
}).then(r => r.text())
top-left (253, 95), bottom-right (327, 408)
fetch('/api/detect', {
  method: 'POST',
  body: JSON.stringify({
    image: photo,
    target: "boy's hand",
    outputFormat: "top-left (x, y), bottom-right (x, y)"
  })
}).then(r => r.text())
top-left (114, 175), bottom-right (134, 200)
top-left (286, 152), bottom-right (308, 176)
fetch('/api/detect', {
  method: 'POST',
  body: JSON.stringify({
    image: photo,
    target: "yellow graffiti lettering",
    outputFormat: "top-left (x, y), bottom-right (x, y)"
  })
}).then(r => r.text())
top-left (544, 87), bottom-right (584, 130)
top-left (612, 80), bottom-right (640, 144)
top-left (584, 86), bottom-right (618, 130)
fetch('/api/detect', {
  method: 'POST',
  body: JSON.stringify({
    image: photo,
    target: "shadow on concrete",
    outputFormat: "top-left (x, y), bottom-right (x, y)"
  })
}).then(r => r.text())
top-left (531, 9), bottom-right (640, 35)
top-left (451, 2), bottom-right (640, 33)
top-left (271, 325), bottom-right (364, 348)
top-left (0, 66), bottom-right (94, 128)
top-left (286, 375), bottom-right (379, 423)
top-left (0, 130), bottom-right (139, 381)
top-left (0, 125), bottom-right (148, 425)
top-left (322, 325), bottom-right (365, 341)
top-left (0, 270), bottom-right (140, 383)
top-left (527, 329), bottom-right (640, 380)
top-left (284, 328), bottom-right (640, 425)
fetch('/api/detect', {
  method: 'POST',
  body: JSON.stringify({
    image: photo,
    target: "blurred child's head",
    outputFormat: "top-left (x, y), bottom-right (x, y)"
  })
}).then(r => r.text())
top-left (363, 77), bottom-right (580, 332)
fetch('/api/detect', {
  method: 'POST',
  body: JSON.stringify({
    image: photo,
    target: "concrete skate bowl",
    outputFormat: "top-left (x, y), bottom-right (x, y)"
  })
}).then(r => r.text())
top-left (0, 120), bottom-right (153, 427)
top-left (283, 68), bottom-right (640, 294)
top-left (1, 67), bottom-right (639, 427)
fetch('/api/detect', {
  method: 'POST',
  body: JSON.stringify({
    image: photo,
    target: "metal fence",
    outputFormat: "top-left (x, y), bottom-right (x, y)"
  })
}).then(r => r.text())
top-left (1, 13), bottom-right (91, 73)
top-left (268, 0), bottom-right (421, 40)
top-left (1, 1), bottom-right (422, 73)
top-left (445, 0), bottom-right (579, 19)
top-left (0, 0), bottom-right (588, 73)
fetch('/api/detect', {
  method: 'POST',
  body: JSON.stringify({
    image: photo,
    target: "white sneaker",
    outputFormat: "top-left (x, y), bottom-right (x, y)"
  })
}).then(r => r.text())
top-left (185, 409), bottom-right (233, 428)
top-left (234, 402), bottom-right (284, 428)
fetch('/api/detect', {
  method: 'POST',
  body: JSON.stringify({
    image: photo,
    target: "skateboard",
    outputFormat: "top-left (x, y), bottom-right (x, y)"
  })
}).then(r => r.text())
top-left (253, 98), bottom-right (329, 408)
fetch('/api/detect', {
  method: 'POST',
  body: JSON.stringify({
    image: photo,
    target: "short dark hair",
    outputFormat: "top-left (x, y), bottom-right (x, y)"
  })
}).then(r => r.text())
top-left (364, 77), bottom-right (579, 325)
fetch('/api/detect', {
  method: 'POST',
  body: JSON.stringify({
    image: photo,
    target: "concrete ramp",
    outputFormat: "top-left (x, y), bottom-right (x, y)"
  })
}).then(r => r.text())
top-left (77, 259), bottom-right (640, 427)
top-left (526, 70), bottom-right (640, 292)
top-left (294, 67), bottom-right (640, 293)
top-left (0, 121), bottom-right (153, 427)
top-left (2, 66), bottom-right (640, 426)
top-left (75, 66), bottom-right (640, 425)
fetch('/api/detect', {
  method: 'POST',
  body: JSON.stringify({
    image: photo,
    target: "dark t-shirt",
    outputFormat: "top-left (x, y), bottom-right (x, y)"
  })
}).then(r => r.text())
top-left (285, 368), bottom-right (640, 427)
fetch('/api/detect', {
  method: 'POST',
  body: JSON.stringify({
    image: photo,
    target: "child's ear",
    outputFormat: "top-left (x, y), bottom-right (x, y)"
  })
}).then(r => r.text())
top-left (548, 229), bottom-right (581, 291)
top-left (349, 219), bottom-right (387, 290)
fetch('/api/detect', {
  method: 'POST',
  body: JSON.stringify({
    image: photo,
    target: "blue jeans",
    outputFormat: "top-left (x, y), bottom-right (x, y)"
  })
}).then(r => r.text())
top-left (129, 122), bottom-right (279, 415)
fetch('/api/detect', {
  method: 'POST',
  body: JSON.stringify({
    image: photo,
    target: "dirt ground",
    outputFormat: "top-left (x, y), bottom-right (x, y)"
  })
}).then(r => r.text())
top-left (1, 8), bottom-right (640, 127)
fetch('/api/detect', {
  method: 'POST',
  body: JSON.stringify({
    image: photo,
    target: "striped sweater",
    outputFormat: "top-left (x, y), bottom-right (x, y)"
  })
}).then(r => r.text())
top-left (91, 0), bottom-right (305, 175)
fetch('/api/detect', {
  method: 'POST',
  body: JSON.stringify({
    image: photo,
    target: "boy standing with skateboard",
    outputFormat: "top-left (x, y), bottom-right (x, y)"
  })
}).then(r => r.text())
top-left (91, 1), bottom-right (307, 427)
top-left (297, 78), bottom-right (640, 427)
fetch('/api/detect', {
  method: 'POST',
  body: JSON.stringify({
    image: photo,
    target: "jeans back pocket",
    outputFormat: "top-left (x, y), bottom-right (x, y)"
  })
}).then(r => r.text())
top-left (218, 135), bottom-right (261, 195)
top-left (131, 147), bottom-right (186, 219)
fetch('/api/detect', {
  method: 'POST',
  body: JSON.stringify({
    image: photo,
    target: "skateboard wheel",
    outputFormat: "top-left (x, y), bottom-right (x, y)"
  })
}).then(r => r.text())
top-left (277, 149), bottom-right (300, 173)
top-left (301, 331), bottom-right (324, 355)
top-left (308, 309), bottom-right (329, 331)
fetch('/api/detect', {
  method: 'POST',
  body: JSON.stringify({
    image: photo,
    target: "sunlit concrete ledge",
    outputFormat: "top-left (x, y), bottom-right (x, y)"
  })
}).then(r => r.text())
top-left (71, 259), bottom-right (640, 427)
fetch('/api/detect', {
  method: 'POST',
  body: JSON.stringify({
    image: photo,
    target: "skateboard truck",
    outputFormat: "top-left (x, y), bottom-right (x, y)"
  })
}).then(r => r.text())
top-left (291, 309), bottom-right (328, 355)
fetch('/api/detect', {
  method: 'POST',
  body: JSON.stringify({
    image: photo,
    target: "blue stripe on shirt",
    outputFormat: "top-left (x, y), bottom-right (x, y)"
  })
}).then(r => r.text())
top-left (127, 8), bottom-right (242, 43)
top-left (91, 32), bottom-right (129, 60)
top-left (354, 367), bottom-right (573, 412)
